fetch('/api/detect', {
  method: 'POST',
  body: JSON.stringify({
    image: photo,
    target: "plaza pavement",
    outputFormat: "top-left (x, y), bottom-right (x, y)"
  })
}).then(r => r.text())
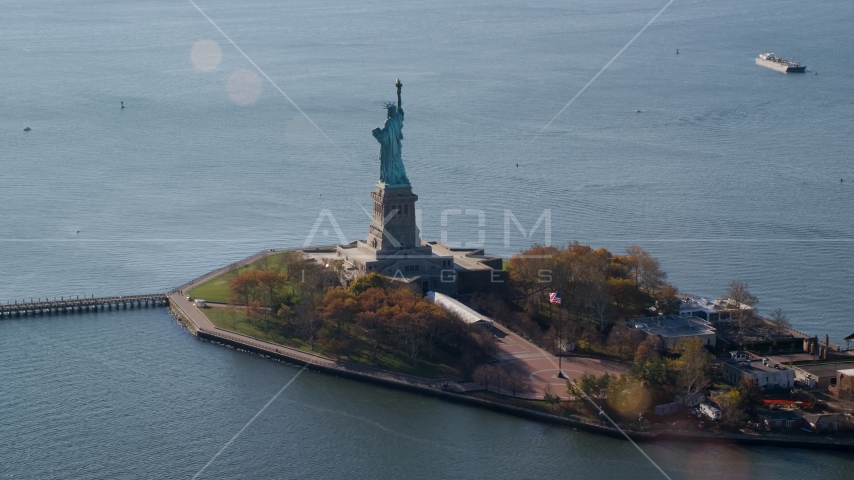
top-left (490, 323), bottom-right (629, 400)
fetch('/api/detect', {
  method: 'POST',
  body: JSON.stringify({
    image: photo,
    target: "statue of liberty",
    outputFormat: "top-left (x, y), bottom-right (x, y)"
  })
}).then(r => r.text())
top-left (372, 79), bottom-right (410, 187)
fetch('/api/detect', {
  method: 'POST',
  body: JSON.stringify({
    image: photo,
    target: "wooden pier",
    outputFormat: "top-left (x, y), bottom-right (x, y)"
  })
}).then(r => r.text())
top-left (0, 294), bottom-right (168, 318)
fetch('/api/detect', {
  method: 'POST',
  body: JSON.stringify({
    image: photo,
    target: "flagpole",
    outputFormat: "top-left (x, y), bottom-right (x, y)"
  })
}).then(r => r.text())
top-left (557, 304), bottom-right (566, 379)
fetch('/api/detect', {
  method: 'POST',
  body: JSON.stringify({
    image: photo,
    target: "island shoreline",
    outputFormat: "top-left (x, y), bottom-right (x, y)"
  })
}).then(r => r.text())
top-left (168, 300), bottom-right (854, 452)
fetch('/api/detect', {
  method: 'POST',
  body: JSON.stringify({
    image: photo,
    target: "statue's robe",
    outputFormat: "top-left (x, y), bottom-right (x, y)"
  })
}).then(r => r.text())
top-left (373, 109), bottom-right (410, 186)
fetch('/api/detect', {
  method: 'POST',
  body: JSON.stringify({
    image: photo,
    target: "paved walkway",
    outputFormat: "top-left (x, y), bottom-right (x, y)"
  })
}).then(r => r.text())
top-left (490, 322), bottom-right (629, 399)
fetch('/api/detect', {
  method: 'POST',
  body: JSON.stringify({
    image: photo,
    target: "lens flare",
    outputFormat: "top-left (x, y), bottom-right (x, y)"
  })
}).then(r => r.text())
top-left (227, 69), bottom-right (262, 106)
top-left (191, 40), bottom-right (222, 72)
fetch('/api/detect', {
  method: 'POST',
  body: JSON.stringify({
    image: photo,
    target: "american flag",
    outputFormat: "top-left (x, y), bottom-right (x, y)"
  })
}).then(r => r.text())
top-left (549, 292), bottom-right (562, 305)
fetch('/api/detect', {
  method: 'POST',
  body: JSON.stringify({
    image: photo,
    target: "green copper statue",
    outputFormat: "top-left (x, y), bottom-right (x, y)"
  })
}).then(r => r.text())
top-left (372, 78), bottom-right (410, 187)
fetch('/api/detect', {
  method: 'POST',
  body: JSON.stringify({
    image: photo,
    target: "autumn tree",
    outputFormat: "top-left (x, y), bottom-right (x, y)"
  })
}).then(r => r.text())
top-left (625, 245), bottom-right (667, 294)
top-left (506, 371), bottom-right (527, 398)
top-left (675, 337), bottom-right (712, 395)
top-left (507, 245), bottom-right (562, 315)
top-left (395, 310), bottom-right (426, 366)
top-left (768, 308), bottom-right (790, 336)
top-left (319, 288), bottom-right (359, 341)
top-left (423, 312), bottom-right (449, 360)
top-left (606, 323), bottom-right (643, 360)
top-left (294, 300), bottom-right (323, 350)
top-left (355, 310), bottom-right (385, 363)
top-left (726, 280), bottom-right (758, 339)
top-left (837, 375), bottom-right (854, 402)
top-left (654, 283), bottom-right (680, 315)
top-left (230, 270), bottom-right (262, 305)
top-left (473, 364), bottom-right (498, 391)
top-left (634, 335), bottom-right (663, 364)
top-left (245, 299), bottom-right (264, 325)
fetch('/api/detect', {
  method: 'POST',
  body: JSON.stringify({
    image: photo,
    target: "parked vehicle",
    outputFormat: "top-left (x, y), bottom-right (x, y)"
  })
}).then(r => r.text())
top-left (699, 403), bottom-right (721, 420)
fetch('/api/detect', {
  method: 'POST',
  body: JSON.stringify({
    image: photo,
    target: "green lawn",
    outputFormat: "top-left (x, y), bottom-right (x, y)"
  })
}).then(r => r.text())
top-left (202, 304), bottom-right (462, 379)
top-left (188, 251), bottom-right (297, 303)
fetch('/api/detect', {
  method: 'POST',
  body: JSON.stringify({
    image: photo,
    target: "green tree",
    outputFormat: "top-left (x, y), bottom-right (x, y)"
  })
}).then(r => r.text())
top-left (606, 374), bottom-right (650, 415)
top-left (736, 378), bottom-right (761, 405)
top-left (717, 388), bottom-right (747, 429)
top-left (348, 272), bottom-right (388, 296)
top-left (577, 372), bottom-right (613, 403)
top-left (631, 356), bottom-right (676, 389)
top-left (257, 269), bottom-right (288, 326)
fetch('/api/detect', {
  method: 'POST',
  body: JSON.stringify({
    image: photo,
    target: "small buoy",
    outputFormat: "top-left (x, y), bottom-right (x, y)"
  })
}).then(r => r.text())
top-left (516, 163), bottom-right (519, 167)
top-left (23, 126), bottom-right (31, 132)
top-left (814, 72), bottom-right (818, 75)
top-left (77, 230), bottom-right (79, 234)
top-left (121, 101), bottom-right (125, 109)
top-left (636, 110), bottom-right (641, 113)
top-left (675, 49), bottom-right (679, 54)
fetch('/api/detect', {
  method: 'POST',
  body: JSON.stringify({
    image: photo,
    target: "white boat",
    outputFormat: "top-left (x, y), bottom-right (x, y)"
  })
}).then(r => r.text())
top-left (756, 53), bottom-right (806, 73)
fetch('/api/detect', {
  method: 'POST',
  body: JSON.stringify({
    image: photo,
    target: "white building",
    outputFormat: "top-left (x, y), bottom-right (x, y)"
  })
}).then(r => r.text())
top-left (426, 291), bottom-right (493, 329)
top-left (723, 360), bottom-right (794, 389)
top-left (628, 315), bottom-right (716, 350)
top-left (679, 296), bottom-right (753, 323)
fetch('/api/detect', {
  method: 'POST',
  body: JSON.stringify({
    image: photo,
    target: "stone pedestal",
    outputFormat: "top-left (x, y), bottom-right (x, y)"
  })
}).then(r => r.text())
top-left (366, 184), bottom-right (421, 252)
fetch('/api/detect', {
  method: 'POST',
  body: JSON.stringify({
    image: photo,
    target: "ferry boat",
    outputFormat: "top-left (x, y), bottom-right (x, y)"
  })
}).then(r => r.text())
top-left (756, 53), bottom-right (806, 73)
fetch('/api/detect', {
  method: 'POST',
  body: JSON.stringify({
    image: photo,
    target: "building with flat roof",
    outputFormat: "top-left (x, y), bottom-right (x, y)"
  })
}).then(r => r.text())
top-left (628, 315), bottom-right (716, 350)
top-left (679, 296), bottom-right (753, 323)
top-left (723, 360), bottom-right (794, 389)
top-left (757, 410), bottom-right (803, 430)
top-left (791, 362), bottom-right (854, 390)
top-left (802, 413), bottom-right (849, 433)
top-left (427, 291), bottom-right (493, 329)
